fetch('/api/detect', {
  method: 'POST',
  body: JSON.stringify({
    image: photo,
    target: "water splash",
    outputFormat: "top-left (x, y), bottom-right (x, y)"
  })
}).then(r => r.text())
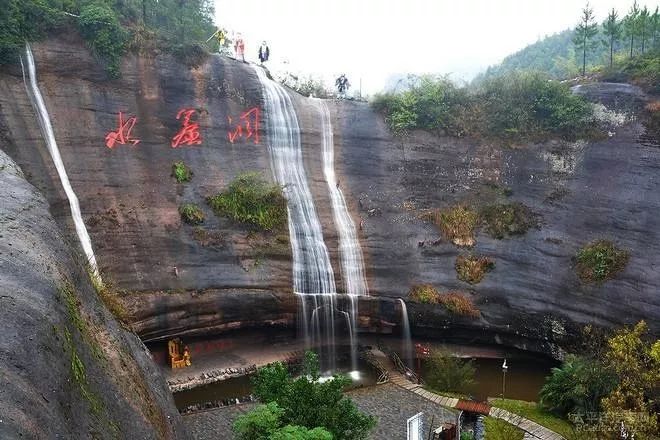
top-left (21, 44), bottom-right (100, 281)
top-left (399, 298), bottom-right (413, 369)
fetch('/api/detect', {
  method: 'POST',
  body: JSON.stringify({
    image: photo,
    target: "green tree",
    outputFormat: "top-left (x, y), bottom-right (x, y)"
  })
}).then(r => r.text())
top-left (624, 1), bottom-right (641, 58)
top-left (602, 8), bottom-right (622, 67)
top-left (651, 7), bottom-right (659, 49)
top-left (638, 6), bottom-right (651, 53)
top-left (425, 349), bottom-right (476, 394)
top-left (233, 402), bottom-right (284, 440)
top-left (270, 425), bottom-right (333, 440)
top-left (601, 321), bottom-right (660, 437)
top-left (250, 352), bottom-right (376, 440)
top-left (573, 2), bottom-right (599, 76)
top-left (539, 355), bottom-right (616, 417)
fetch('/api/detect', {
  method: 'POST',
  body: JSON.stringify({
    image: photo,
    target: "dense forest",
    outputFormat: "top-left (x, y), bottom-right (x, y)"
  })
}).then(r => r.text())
top-left (478, 1), bottom-right (659, 81)
top-left (0, 0), bottom-right (217, 76)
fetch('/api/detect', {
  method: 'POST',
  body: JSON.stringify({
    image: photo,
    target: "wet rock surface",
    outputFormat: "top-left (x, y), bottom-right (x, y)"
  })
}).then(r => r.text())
top-left (0, 150), bottom-right (185, 439)
top-left (0, 37), bottom-right (658, 374)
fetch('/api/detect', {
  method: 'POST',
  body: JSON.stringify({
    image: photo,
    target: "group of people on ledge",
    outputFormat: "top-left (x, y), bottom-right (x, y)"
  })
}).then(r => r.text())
top-left (211, 28), bottom-right (351, 98)
top-left (212, 28), bottom-right (269, 64)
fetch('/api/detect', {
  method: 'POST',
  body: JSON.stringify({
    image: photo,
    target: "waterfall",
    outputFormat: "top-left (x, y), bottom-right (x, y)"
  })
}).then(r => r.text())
top-left (314, 99), bottom-right (368, 297)
top-left (21, 44), bottom-right (100, 280)
top-left (314, 99), bottom-right (368, 372)
top-left (399, 299), bottom-right (413, 369)
top-left (253, 66), bottom-right (338, 371)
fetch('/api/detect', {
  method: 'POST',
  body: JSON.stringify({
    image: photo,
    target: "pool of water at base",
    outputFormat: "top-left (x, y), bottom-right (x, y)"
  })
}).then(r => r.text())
top-left (173, 354), bottom-right (379, 410)
top-left (420, 355), bottom-right (558, 402)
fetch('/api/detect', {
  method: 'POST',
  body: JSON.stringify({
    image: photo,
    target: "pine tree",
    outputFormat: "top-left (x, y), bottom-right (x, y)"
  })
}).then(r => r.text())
top-left (602, 8), bottom-right (621, 67)
top-left (652, 7), bottom-right (660, 50)
top-left (624, 0), bottom-right (640, 58)
top-left (573, 2), bottom-right (599, 76)
top-left (639, 6), bottom-right (650, 53)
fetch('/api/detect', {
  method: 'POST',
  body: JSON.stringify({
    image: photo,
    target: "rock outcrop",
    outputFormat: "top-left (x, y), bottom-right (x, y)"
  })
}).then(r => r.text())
top-left (0, 150), bottom-right (184, 439)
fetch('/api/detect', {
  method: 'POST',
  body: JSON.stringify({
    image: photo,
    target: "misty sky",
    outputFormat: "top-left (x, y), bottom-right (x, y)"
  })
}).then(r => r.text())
top-left (214, 0), bottom-right (652, 93)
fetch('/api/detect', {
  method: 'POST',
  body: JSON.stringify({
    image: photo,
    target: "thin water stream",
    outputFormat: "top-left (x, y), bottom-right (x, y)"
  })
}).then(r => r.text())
top-left (21, 44), bottom-right (100, 279)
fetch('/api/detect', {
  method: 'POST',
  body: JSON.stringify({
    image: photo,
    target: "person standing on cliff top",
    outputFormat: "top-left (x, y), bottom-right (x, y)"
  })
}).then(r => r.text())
top-left (336, 74), bottom-right (350, 99)
top-left (258, 41), bottom-right (270, 64)
top-left (215, 28), bottom-right (227, 53)
top-left (234, 34), bottom-right (245, 62)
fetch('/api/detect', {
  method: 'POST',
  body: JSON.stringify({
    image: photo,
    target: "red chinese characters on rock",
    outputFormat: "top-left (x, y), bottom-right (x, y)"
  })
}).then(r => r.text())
top-left (105, 112), bottom-right (140, 148)
top-left (171, 108), bottom-right (202, 148)
top-left (227, 107), bottom-right (260, 145)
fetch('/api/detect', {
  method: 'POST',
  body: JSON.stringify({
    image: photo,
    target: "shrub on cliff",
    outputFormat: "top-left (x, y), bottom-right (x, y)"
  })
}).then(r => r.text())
top-left (207, 172), bottom-right (287, 232)
top-left (480, 202), bottom-right (538, 239)
top-left (455, 254), bottom-right (494, 284)
top-left (574, 240), bottom-right (629, 283)
top-left (409, 284), bottom-right (441, 303)
top-left (179, 203), bottom-right (204, 225)
top-left (371, 71), bottom-right (595, 142)
top-left (78, 4), bottom-right (127, 78)
top-left (427, 205), bottom-right (478, 247)
top-left (409, 285), bottom-right (479, 317)
top-left (171, 161), bottom-right (192, 183)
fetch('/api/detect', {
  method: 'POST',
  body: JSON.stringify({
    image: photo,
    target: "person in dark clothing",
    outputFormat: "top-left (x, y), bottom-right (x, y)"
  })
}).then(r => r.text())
top-left (258, 41), bottom-right (270, 64)
top-left (335, 74), bottom-right (350, 99)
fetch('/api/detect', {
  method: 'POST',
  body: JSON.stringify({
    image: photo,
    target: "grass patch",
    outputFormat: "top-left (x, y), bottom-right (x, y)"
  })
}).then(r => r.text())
top-left (483, 417), bottom-right (524, 440)
top-left (409, 285), bottom-right (479, 317)
top-left (575, 240), bottom-right (629, 283)
top-left (490, 399), bottom-right (578, 439)
top-left (179, 203), bottom-right (205, 225)
top-left (480, 202), bottom-right (538, 239)
top-left (207, 172), bottom-right (287, 232)
top-left (429, 205), bottom-right (478, 247)
top-left (62, 327), bottom-right (103, 415)
top-left (172, 161), bottom-right (192, 183)
top-left (191, 226), bottom-right (225, 247)
top-left (456, 255), bottom-right (494, 284)
top-left (409, 284), bottom-right (441, 303)
top-left (437, 292), bottom-right (480, 317)
top-left (87, 268), bottom-right (129, 324)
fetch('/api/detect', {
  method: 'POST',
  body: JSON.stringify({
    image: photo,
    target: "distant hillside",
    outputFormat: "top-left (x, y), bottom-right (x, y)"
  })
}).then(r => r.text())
top-left (477, 28), bottom-right (619, 81)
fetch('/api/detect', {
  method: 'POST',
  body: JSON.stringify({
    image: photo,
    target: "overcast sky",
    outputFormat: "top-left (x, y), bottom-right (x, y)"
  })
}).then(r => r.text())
top-left (214, 0), bottom-right (653, 93)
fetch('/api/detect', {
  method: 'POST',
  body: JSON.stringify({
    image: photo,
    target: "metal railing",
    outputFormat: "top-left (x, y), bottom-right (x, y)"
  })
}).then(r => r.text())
top-left (391, 352), bottom-right (424, 385)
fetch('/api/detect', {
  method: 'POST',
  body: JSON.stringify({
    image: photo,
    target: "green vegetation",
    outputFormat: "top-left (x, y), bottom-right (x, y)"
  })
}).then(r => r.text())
top-left (429, 205), bottom-right (478, 247)
top-left (409, 284), bottom-right (441, 303)
top-left (240, 351), bottom-right (375, 440)
top-left (455, 254), bottom-right (494, 284)
top-left (179, 203), bottom-right (205, 225)
top-left (278, 72), bottom-right (331, 98)
top-left (1, 0), bottom-right (217, 76)
top-left (207, 172), bottom-right (287, 232)
top-left (171, 161), bottom-right (193, 183)
top-left (409, 285), bottom-right (479, 317)
top-left (372, 72), bottom-right (595, 142)
top-left (483, 417), bottom-right (524, 440)
top-left (536, 321), bottom-right (660, 437)
top-left (478, 3), bottom-right (659, 82)
top-left (574, 239), bottom-right (629, 283)
top-left (425, 349), bottom-right (476, 394)
top-left (601, 321), bottom-right (660, 436)
top-left (437, 292), bottom-right (480, 317)
top-left (539, 355), bottom-right (616, 417)
top-left (573, 3), bottom-right (599, 76)
top-left (87, 268), bottom-right (128, 324)
top-left (601, 50), bottom-right (660, 93)
top-left (493, 399), bottom-right (582, 439)
top-left (479, 203), bottom-right (538, 239)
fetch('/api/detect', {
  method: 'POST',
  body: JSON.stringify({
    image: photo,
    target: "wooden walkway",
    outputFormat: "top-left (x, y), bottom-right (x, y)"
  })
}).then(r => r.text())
top-left (369, 349), bottom-right (566, 440)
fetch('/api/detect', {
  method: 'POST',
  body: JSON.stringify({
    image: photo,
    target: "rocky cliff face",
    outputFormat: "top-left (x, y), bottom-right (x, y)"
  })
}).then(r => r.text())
top-left (1, 35), bottom-right (658, 370)
top-left (0, 150), bottom-right (184, 439)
